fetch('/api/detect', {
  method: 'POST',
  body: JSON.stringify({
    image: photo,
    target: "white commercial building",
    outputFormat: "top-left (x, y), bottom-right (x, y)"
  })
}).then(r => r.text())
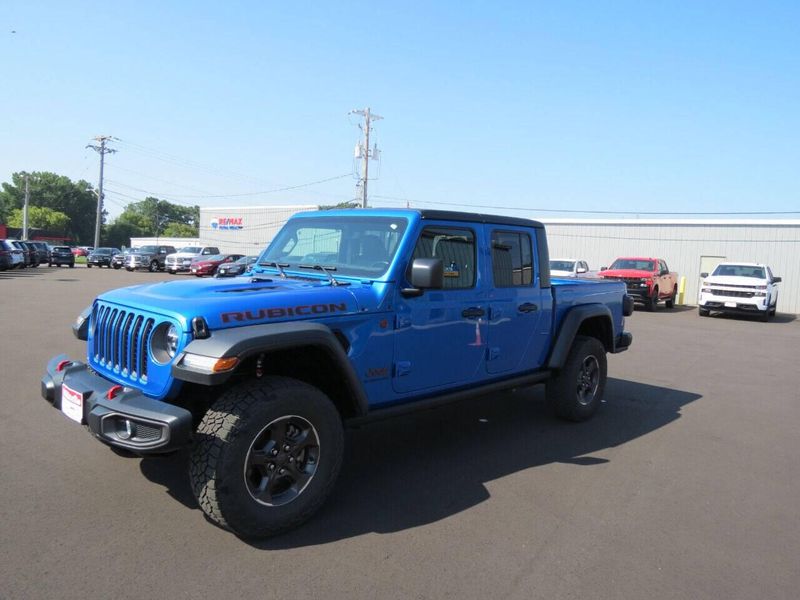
top-left (542, 219), bottom-right (800, 314)
top-left (198, 205), bottom-right (317, 255)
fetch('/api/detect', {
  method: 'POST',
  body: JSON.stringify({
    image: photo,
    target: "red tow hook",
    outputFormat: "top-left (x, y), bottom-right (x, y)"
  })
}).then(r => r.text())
top-left (106, 385), bottom-right (124, 400)
top-left (55, 360), bottom-right (73, 372)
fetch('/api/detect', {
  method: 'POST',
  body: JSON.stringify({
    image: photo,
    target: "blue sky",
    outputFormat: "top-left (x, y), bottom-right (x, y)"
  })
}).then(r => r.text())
top-left (2, 1), bottom-right (799, 219)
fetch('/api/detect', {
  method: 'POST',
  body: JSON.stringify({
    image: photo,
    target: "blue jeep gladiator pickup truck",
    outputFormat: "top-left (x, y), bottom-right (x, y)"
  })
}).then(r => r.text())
top-left (41, 209), bottom-right (633, 538)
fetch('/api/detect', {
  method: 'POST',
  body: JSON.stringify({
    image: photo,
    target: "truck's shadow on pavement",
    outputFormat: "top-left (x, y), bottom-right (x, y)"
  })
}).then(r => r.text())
top-left (139, 377), bottom-right (700, 548)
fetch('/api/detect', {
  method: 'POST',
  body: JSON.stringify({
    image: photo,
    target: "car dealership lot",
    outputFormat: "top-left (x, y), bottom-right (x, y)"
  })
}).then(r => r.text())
top-left (1, 267), bottom-right (798, 600)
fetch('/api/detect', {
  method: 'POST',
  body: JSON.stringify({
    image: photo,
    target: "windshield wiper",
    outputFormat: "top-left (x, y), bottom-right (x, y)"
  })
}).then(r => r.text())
top-left (298, 264), bottom-right (346, 286)
top-left (259, 261), bottom-right (289, 279)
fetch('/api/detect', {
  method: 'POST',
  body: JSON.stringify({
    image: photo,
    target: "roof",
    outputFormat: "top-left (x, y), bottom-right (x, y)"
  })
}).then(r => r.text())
top-left (292, 208), bottom-right (545, 229)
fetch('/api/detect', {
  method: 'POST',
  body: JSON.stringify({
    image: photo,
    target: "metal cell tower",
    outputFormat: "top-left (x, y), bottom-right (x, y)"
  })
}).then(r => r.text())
top-left (86, 135), bottom-right (117, 248)
top-left (350, 108), bottom-right (382, 208)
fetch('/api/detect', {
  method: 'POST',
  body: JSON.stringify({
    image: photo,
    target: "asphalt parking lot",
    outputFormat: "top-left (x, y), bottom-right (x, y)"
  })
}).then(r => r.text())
top-left (1, 265), bottom-right (798, 600)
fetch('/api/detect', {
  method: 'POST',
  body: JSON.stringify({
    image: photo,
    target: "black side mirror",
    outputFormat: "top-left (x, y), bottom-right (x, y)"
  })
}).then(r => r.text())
top-left (401, 258), bottom-right (443, 297)
top-left (700, 272), bottom-right (708, 278)
top-left (601, 266), bottom-right (608, 271)
top-left (773, 276), bottom-right (782, 283)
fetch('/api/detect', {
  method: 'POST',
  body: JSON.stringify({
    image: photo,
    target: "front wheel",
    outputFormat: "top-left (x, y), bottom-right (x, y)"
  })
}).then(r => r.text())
top-left (646, 287), bottom-right (658, 311)
top-left (546, 335), bottom-right (607, 422)
top-left (87, 264), bottom-right (92, 268)
top-left (148, 260), bottom-right (159, 273)
top-left (698, 307), bottom-right (710, 317)
top-left (190, 377), bottom-right (344, 539)
top-left (113, 264), bottom-right (121, 270)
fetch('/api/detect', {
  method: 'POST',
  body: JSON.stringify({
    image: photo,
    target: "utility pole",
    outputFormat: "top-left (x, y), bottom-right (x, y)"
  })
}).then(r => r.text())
top-left (350, 108), bottom-right (382, 208)
top-left (22, 174), bottom-right (30, 239)
top-left (86, 136), bottom-right (117, 248)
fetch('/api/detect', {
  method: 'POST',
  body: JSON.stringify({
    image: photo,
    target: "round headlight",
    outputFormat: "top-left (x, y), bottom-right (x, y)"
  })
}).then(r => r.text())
top-left (166, 324), bottom-right (179, 358)
top-left (151, 322), bottom-right (181, 364)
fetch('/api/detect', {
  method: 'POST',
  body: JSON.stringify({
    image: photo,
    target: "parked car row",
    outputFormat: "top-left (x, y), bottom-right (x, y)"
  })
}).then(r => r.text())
top-left (0, 239), bottom-right (52, 270)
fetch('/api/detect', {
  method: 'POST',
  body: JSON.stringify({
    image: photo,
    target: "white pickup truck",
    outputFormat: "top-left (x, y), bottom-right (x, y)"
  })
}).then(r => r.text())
top-left (698, 262), bottom-right (781, 322)
top-left (550, 258), bottom-right (594, 278)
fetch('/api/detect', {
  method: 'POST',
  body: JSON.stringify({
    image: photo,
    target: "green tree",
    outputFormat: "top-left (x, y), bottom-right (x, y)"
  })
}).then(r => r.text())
top-left (103, 221), bottom-right (145, 249)
top-left (0, 172), bottom-right (98, 243)
top-left (162, 222), bottom-right (198, 238)
top-left (319, 200), bottom-right (359, 210)
top-left (114, 197), bottom-right (199, 237)
top-left (8, 206), bottom-right (71, 232)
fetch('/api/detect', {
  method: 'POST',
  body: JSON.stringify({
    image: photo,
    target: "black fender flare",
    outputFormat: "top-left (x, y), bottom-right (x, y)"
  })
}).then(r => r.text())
top-left (172, 321), bottom-right (369, 416)
top-left (547, 304), bottom-right (614, 369)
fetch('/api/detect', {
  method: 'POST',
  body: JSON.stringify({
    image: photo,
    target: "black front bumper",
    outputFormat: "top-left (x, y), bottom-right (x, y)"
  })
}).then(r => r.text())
top-left (41, 355), bottom-right (193, 454)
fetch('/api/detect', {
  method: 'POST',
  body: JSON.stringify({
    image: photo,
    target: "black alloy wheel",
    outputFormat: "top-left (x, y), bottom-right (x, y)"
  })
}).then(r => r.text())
top-left (244, 415), bottom-right (320, 507)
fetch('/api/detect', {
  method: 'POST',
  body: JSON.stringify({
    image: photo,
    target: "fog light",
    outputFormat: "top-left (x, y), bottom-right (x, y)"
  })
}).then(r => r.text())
top-left (118, 419), bottom-right (136, 440)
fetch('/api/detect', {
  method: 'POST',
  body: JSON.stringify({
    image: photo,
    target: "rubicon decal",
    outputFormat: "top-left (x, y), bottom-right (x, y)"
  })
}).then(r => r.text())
top-left (221, 303), bottom-right (348, 323)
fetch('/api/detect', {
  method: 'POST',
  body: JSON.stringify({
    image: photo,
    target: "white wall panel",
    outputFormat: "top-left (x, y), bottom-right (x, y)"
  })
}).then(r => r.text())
top-left (542, 220), bottom-right (800, 314)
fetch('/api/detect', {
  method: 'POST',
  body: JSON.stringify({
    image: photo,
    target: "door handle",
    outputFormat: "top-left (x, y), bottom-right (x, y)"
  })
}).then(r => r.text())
top-left (462, 307), bottom-right (485, 319)
top-left (518, 302), bottom-right (538, 313)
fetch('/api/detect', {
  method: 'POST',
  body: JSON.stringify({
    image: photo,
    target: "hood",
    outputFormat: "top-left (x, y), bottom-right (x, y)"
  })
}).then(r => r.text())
top-left (97, 276), bottom-right (371, 330)
top-left (704, 275), bottom-right (767, 287)
top-left (599, 269), bottom-right (654, 279)
top-left (168, 252), bottom-right (200, 259)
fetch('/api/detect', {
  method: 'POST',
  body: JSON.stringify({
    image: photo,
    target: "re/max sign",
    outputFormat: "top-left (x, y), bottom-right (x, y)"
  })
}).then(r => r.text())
top-left (221, 303), bottom-right (348, 323)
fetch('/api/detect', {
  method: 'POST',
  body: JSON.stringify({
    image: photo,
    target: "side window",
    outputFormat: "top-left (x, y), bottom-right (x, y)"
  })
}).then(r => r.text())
top-left (410, 227), bottom-right (475, 289)
top-left (659, 260), bottom-right (668, 274)
top-left (491, 231), bottom-right (533, 287)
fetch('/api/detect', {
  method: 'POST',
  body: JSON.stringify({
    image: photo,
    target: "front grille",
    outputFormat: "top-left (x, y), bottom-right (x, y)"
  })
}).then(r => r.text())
top-left (92, 305), bottom-right (156, 382)
top-left (710, 289), bottom-right (754, 298)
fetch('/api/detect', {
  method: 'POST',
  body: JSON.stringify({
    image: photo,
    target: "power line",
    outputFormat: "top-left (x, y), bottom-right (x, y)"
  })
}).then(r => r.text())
top-left (370, 195), bottom-right (800, 216)
top-left (104, 173), bottom-right (353, 200)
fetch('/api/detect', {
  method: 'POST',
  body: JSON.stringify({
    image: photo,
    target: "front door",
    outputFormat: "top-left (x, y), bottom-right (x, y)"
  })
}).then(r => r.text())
top-left (392, 225), bottom-right (488, 394)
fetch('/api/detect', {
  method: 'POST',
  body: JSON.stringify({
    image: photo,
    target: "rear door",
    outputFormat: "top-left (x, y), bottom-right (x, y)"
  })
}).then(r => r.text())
top-left (485, 227), bottom-right (550, 374)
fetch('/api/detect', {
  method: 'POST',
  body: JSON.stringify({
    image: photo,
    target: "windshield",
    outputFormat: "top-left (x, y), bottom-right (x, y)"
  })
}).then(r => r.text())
top-left (178, 246), bottom-right (202, 253)
top-left (609, 259), bottom-right (655, 271)
top-left (202, 254), bottom-right (224, 261)
top-left (94, 248), bottom-right (112, 254)
top-left (550, 260), bottom-right (575, 272)
top-left (260, 216), bottom-right (409, 278)
top-left (712, 265), bottom-right (765, 279)
top-left (134, 246), bottom-right (158, 253)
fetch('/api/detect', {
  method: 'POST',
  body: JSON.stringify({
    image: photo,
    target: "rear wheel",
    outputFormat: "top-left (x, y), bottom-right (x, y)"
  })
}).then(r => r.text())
top-left (665, 285), bottom-right (677, 309)
top-left (546, 335), bottom-right (607, 422)
top-left (87, 264), bottom-right (92, 268)
top-left (191, 377), bottom-right (344, 539)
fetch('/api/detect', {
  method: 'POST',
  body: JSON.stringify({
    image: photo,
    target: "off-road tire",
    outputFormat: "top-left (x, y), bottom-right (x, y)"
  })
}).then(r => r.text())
top-left (148, 260), bottom-right (159, 273)
top-left (190, 377), bottom-right (344, 539)
top-left (546, 335), bottom-right (607, 422)
top-left (665, 285), bottom-right (677, 309)
top-left (646, 287), bottom-right (658, 311)
top-left (698, 307), bottom-right (710, 317)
